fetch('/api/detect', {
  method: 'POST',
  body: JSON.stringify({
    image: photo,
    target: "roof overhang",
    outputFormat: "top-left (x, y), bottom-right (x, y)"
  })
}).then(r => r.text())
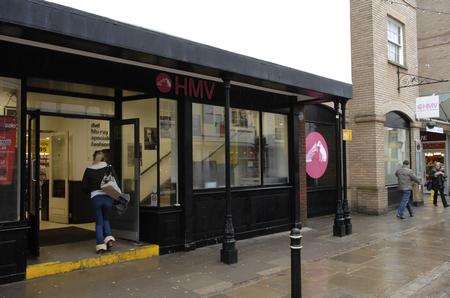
top-left (0, 0), bottom-right (352, 101)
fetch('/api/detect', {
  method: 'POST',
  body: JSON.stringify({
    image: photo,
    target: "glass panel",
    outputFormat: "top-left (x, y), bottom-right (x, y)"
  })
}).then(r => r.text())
top-left (385, 127), bottom-right (410, 185)
top-left (0, 77), bottom-right (20, 223)
top-left (121, 124), bottom-right (136, 195)
top-left (230, 108), bottom-right (260, 187)
top-left (193, 103), bottom-right (225, 189)
top-left (28, 92), bottom-right (114, 116)
top-left (28, 78), bottom-right (115, 97)
top-left (263, 113), bottom-right (289, 185)
top-left (123, 99), bottom-right (158, 207)
top-left (159, 99), bottom-right (178, 206)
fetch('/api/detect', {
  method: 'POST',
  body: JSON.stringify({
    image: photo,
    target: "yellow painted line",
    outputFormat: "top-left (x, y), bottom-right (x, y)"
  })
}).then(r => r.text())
top-left (26, 244), bottom-right (159, 280)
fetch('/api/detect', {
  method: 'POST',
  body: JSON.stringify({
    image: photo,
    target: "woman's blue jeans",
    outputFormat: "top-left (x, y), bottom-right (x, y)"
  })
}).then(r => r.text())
top-left (92, 195), bottom-right (113, 244)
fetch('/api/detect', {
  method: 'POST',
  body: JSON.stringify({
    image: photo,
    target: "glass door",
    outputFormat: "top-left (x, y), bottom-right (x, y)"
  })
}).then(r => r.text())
top-left (110, 119), bottom-right (140, 241)
top-left (48, 132), bottom-right (69, 224)
top-left (27, 110), bottom-right (40, 257)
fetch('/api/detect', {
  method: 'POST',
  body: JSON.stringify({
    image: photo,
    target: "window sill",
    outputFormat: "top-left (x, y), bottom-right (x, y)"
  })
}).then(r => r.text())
top-left (388, 60), bottom-right (408, 70)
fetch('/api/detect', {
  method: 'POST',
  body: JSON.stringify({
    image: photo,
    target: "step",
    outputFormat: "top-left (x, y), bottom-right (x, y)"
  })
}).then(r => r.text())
top-left (26, 244), bottom-right (159, 280)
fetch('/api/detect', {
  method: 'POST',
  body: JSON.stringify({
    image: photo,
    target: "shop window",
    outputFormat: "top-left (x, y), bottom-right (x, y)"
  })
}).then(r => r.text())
top-left (159, 99), bottom-right (178, 207)
top-left (0, 77), bottom-right (20, 223)
top-left (123, 98), bottom-right (178, 207)
top-left (231, 108), bottom-right (260, 187)
top-left (28, 93), bottom-right (114, 117)
top-left (387, 17), bottom-right (404, 66)
top-left (192, 103), bottom-right (225, 189)
top-left (262, 112), bottom-right (289, 185)
top-left (384, 112), bottom-right (410, 185)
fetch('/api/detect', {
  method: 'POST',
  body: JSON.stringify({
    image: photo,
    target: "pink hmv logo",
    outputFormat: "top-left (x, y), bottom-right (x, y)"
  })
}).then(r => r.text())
top-left (305, 132), bottom-right (328, 179)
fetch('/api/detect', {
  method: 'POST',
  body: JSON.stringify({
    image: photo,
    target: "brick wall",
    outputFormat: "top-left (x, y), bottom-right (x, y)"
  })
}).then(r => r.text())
top-left (349, 0), bottom-right (419, 214)
top-left (417, 0), bottom-right (450, 96)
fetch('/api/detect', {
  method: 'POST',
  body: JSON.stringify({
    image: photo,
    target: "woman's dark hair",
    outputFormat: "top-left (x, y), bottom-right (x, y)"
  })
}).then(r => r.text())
top-left (93, 150), bottom-right (104, 161)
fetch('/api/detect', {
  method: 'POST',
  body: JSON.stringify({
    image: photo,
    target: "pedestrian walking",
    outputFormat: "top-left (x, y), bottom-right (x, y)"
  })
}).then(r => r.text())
top-left (395, 160), bottom-right (421, 219)
top-left (82, 150), bottom-right (117, 253)
top-left (431, 162), bottom-right (449, 208)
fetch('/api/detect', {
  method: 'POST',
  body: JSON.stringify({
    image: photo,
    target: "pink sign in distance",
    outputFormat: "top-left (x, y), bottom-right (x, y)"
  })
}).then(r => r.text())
top-left (305, 132), bottom-right (328, 179)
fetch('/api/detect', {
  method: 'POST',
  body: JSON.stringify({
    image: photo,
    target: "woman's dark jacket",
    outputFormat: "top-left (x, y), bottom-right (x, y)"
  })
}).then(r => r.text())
top-left (431, 167), bottom-right (446, 189)
top-left (81, 162), bottom-right (117, 195)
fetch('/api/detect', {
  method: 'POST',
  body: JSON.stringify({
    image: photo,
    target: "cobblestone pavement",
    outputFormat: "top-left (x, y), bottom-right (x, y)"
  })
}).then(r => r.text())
top-left (1, 202), bottom-right (450, 298)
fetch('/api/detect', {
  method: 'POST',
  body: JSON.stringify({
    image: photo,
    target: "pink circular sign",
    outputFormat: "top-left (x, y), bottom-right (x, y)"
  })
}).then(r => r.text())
top-left (156, 73), bottom-right (172, 93)
top-left (306, 132), bottom-right (329, 179)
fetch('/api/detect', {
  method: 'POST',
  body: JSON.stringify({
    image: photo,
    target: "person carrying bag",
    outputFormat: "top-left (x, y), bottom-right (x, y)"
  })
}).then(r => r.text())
top-left (81, 150), bottom-right (129, 253)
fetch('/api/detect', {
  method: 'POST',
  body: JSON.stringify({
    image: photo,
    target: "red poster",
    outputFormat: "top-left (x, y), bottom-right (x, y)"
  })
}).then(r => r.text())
top-left (0, 116), bottom-right (17, 185)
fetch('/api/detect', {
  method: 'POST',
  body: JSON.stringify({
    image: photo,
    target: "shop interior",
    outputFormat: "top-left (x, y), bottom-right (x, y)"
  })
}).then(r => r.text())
top-left (35, 115), bottom-right (111, 247)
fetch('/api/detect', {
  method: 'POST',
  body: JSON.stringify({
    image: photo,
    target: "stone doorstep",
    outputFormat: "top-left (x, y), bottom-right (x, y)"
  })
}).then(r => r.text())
top-left (26, 244), bottom-right (159, 280)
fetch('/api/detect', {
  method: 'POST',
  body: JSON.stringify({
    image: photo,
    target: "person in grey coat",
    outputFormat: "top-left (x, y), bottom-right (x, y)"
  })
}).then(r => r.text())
top-left (395, 160), bottom-right (421, 219)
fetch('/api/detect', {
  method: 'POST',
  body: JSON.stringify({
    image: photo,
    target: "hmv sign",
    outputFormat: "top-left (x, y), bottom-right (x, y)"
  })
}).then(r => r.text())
top-left (416, 95), bottom-right (440, 119)
top-left (155, 73), bottom-right (217, 101)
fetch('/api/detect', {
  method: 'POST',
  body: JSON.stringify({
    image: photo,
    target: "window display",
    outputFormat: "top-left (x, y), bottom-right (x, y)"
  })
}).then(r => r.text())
top-left (385, 127), bottom-right (410, 185)
top-left (230, 108), bottom-right (260, 187)
top-left (262, 113), bottom-right (289, 185)
top-left (0, 77), bottom-right (20, 223)
top-left (192, 103), bottom-right (225, 189)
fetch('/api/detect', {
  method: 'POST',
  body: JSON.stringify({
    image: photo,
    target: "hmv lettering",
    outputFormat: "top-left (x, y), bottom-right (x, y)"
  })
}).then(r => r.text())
top-left (155, 73), bottom-right (216, 100)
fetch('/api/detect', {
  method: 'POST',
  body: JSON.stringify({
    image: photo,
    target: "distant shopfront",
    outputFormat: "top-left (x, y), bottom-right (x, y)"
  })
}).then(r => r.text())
top-left (0, 0), bottom-right (352, 284)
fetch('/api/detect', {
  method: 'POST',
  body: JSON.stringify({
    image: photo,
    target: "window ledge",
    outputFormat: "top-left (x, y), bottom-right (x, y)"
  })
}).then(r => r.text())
top-left (388, 60), bottom-right (408, 70)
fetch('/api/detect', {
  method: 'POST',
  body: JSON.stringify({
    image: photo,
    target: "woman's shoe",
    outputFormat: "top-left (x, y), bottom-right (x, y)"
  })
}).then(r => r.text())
top-left (96, 243), bottom-right (107, 254)
top-left (104, 236), bottom-right (116, 250)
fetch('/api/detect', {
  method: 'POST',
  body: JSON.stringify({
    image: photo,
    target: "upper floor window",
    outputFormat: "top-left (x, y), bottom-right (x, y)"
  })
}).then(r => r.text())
top-left (387, 17), bottom-right (404, 66)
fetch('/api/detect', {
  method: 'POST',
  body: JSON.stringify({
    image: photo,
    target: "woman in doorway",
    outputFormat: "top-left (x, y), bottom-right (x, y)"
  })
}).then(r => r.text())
top-left (82, 150), bottom-right (116, 253)
top-left (431, 162), bottom-right (449, 208)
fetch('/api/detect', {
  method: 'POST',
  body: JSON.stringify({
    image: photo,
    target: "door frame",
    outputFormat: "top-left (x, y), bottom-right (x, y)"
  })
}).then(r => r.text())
top-left (109, 118), bottom-right (141, 241)
top-left (23, 109), bottom-right (115, 257)
top-left (26, 110), bottom-right (40, 257)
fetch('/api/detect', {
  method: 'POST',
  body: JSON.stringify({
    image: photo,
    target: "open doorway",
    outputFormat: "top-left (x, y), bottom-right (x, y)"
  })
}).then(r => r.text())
top-left (27, 115), bottom-right (112, 262)
top-left (38, 116), bottom-right (110, 247)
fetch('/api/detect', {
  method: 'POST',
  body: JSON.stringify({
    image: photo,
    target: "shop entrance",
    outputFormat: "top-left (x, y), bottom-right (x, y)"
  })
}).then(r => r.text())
top-left (26, 111), bottom-right (140, 258)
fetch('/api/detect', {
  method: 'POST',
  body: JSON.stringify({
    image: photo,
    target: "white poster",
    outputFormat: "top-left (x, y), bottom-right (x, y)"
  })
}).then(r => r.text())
top-left (416, 95), bottom-right (440, 119)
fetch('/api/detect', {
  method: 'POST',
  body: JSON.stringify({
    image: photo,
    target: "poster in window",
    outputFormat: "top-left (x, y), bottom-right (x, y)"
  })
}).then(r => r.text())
top-left (160, 116), bottom-right (173, 138)
top-left (0, 116), bottom-right (17, 185)
top-left (144, 127), bottom-right (157, 150)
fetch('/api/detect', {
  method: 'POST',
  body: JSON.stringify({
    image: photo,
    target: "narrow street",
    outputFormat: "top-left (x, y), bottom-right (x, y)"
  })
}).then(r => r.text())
top-left (2, 202), bottom-right (450, 297)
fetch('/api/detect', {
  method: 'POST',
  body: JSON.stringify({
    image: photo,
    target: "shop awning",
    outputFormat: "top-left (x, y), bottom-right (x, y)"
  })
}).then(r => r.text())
top-left (0, 0), bottom-right (352, 101)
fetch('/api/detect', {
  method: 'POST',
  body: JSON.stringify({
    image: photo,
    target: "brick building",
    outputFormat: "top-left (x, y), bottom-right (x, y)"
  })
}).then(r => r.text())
top-left (349, 0), bottom-right (421, 214)
top-left (417, 0), bottom-right (450, 189)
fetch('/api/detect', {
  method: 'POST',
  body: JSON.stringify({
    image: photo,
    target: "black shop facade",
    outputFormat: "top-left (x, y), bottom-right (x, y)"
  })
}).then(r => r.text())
top-left (0, 0), bottom-right (352, 284)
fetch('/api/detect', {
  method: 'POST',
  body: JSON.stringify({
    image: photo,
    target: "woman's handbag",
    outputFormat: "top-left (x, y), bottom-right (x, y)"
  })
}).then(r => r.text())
top-left (100, 165), bottom-right (122, 200)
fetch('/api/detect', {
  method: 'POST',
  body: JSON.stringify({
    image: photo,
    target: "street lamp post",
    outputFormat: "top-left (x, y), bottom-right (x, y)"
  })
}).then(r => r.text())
top-left (333, 100), bottom-right (346, 237)
top-left (290, 104), bottom-right (302, 298)
top-left (220, 77), bottom-right (238, 264)
top-left (341, 101), bottom-right (352, 235)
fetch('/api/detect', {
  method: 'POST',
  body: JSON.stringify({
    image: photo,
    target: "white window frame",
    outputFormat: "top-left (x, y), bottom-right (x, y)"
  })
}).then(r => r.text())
top-left (387, 17), bottom-right (405, 66)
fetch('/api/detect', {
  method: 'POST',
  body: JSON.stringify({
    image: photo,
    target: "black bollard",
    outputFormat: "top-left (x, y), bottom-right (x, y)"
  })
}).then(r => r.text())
top-left (290, 227), bottom-right (302, 298)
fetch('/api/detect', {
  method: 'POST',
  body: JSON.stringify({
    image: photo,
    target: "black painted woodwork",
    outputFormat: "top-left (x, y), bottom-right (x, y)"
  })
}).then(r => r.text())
top-left (305, 105), bottom-right (338, 218)
top-left (0, 225), bottom-right (28, 284)
top-left (69, 181), bottom-right (94, 224)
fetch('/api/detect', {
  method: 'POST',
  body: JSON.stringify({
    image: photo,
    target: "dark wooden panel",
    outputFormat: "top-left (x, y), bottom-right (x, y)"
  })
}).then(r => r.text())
top-left (69, 181), bottom-right (94, 224)
top-left (139, 208), bottom-right (183, 252)
top-left (0, 226), bottom-right (28, 284)
top-left (307, 188), bottom-right (337, 217)
top-left (192, 187), bottom-right (291, 244)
